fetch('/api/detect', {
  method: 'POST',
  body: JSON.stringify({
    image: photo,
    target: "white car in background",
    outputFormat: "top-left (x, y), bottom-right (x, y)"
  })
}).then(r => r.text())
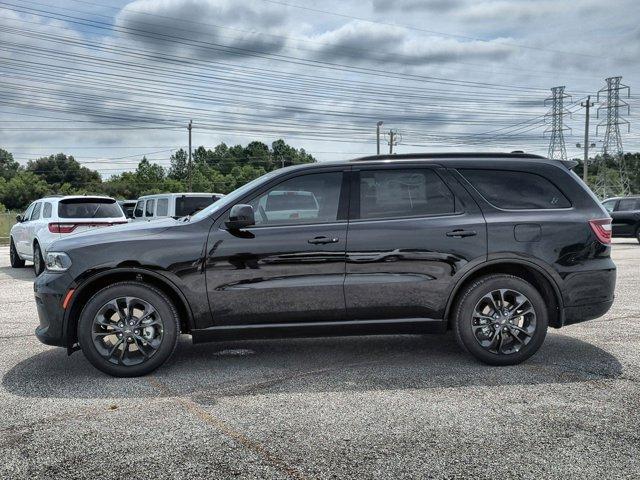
top-left (133, 192), bottom-right (224, 221)
top-left (9, 195), bottom-right (127, 275)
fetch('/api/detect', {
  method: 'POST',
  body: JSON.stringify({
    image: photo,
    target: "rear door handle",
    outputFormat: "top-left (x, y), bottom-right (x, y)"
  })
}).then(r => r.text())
top-left (308, 236), bottom-right (339, 245)
top-left (446, 229), bottom-right (477, 238)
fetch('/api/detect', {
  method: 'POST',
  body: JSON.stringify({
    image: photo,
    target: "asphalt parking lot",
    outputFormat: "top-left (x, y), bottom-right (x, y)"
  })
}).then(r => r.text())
top-left (1, 241), bottom-right (639, 479)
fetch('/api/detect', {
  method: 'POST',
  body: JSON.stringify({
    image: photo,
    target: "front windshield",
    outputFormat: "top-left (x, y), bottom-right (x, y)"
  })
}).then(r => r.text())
top-left (189, 169), bottom-right (283, 222)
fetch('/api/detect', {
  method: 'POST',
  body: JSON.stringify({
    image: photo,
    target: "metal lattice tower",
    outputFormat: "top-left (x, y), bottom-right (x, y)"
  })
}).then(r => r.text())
top-left (594, 76), bottom-right (631, 198)
top-left (544, 86), bottom-right (572, 160)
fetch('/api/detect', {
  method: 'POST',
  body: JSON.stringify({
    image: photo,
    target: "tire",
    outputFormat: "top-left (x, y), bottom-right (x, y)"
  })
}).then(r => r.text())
top-left (33, 242), bottom-right (44, 276)
top-left (9, 238), bottom-right (26, 268)
top-left (636, 226), bottom-right (640, 245)
top-left (77, 281), bottom-right (180, 377)
top-left (453, 274), bottom-right (548, 366)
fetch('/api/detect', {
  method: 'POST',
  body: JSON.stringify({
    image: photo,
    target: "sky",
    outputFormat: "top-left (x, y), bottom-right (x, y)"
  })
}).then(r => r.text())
top-left (1, 0), bottom-right (639, 176)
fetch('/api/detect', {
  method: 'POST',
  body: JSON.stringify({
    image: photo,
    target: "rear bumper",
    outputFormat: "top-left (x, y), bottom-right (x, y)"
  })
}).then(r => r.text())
top-left (563, 299), bottom-right (614, 326)
top-left (34, 271), bottom-right (73, 348)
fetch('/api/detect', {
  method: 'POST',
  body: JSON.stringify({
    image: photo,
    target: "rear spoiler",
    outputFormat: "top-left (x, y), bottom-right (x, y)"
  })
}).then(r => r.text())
top-left (561, 160), bottom-right (579, 170)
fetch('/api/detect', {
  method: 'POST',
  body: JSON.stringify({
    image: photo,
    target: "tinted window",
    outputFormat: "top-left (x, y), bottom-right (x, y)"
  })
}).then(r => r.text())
top-left (461, 169), bottom-right (571, 209)
top-left (175, 196), bottom-right (218, 217)
top-left (250, 172), bottom-right (343, 225)
top-left (359, 169), bottom-right (454, 219)
top-left (617, 198), bottom-right (640, 211)
top-left (156, 198), bottom-right (169, 216)
top-left (145, 199), bottom-right (156, 217)
top-left (30, 202), bottom-right (42, 220)
top-left (134, 200), bottom-right (144, 218)
top-left (602, 200), bottom-right (616, 213)
top-left (58, 199), bottom-right (123, 218)
top-left (42, 202), bottom-right (52, 218)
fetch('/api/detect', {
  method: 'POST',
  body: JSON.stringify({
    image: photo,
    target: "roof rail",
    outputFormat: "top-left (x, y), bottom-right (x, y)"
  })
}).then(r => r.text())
top-left (351, 152), bottom-right (546, 162)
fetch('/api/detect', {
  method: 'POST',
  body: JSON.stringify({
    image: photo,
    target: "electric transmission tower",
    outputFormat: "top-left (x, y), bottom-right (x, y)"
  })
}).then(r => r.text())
top-left (544, 86), bottom-right (572, 160)
top-left (594, 76), bottom-right (631, 198)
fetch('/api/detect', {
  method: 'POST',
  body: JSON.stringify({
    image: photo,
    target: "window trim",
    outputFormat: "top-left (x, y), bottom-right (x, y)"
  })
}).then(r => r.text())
top-left (214, 167), bottom-right (351, 230)
top-left (349, 166), bottom-right (458, 221)
top-left (456, 168), bottom-right (573, 212)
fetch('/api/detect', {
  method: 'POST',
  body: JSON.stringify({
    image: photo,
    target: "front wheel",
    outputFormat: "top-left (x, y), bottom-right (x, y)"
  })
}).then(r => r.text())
top-left (453, 274), bottom-right (548, 366)
top-left (77, 282), bottom-right (180, 377)
top-left (10, 238), bottom-right (25, 268)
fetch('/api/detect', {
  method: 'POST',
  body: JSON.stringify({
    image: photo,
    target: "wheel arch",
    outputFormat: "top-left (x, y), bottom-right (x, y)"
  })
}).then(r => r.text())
top-left (64, 268), bottom-right (195, 346)
top-left (445, 260), bottom-right (564, 329)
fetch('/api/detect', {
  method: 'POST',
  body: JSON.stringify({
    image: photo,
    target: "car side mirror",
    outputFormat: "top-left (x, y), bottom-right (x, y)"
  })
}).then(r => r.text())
top-left (225, 204), bottom-right (255, 230)
top-left (16, 214), bottom-right (24, 223)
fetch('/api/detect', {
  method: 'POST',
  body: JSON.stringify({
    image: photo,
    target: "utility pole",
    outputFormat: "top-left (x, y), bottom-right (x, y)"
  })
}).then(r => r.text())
top-left (594, 76), bottom-right (631, 198)
top-left (376, 121), bottom-right (383, 155)
top-left (544, 86), bottom-right (571, 160)
top-left (386, 129), bottom-right (401, 154)
top-left (187, 120), bottom-right (193, 192)
top-left (577, 96), bottom-right (595, 185)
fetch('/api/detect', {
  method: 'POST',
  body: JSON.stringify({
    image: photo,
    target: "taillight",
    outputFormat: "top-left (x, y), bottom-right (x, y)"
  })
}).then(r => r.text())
top-left (588, 218), bottom-right (612, 244)
top-left (48, 223), bottom-right (77, 233)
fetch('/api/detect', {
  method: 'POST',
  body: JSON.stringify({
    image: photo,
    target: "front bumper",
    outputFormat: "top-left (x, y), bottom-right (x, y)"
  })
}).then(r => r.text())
top-left (34, 271), bottom-right (74, 348)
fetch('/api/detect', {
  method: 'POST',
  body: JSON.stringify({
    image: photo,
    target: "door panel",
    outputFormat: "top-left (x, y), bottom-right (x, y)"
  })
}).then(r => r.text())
top-left (206, 223), bottom-right (347, 325)
top-left (345, 167), bottom-right (487, 320)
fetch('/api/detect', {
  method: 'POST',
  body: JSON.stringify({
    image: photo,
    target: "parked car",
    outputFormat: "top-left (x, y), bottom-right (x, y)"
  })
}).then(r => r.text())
top-left (602, 196), bottom-right (640, 243)
top-left (133, 193), bottom-right (224, 221)
top-left (256, 190), bottom-right (319, 222)
top-left (10, 195), bottom-right (127, 275)
top-left (34, 153), bottom-right (616, 377)
top-left (118, 200), bottom-right (137, 219)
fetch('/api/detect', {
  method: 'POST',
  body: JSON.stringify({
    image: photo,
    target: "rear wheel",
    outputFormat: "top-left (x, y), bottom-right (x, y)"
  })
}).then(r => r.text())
top-left (33, 242), bottom-right (44, 276)
top-left (453, 274), bottom-right (548, 366)
top-left (635, 226), bottom-right (640, 244)
top-left (9, 238), bottom-right (25, 268)
top-left (77, 282), bottom-right (179, 377)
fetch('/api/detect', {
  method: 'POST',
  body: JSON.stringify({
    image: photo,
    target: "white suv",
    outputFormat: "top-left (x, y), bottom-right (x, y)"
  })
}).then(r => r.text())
top-left (133, 193), bottom-right (224, 221)
top-left (9, 195), bottom-right (127, 275)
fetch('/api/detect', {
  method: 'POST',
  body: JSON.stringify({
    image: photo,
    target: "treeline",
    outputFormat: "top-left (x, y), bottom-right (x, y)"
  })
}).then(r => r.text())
top-left (0, 140), bottom-right (315, 211)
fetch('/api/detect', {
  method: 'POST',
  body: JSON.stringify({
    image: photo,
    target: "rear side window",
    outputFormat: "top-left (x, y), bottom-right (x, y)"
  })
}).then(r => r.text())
top-left (175, 196), bottom-right (217, 217)
top-left (359, 169), bottom-right (455, 219)
top-left (460, 169), bottom-right (571, 210)
top-left (617, 198), bottom-right (640, 211)
top-left (156, 198), bottom-right (169, 216)
top-left (145, 199), bottom-right (156, 217)
top-left (31, 202), bottom-right (42, 220)
top-left (58, 198), bottom-right (123, 218)
top-left (42, 202), bottom-right (52, 218)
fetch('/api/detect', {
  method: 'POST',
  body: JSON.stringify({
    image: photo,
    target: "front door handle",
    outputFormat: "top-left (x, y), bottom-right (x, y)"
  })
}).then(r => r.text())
top-left (308, 236), bottom-right (339, 245)
top-left (446, 229), bottom-right (477, 238)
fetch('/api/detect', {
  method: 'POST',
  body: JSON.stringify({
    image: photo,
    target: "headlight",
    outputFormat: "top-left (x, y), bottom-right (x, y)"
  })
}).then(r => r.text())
top-left (45, 252), bottom-right (72, 272)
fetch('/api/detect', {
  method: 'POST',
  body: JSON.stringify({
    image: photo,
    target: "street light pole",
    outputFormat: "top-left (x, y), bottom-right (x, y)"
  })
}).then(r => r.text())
top-left (376, 121), bottom-right (383, 155)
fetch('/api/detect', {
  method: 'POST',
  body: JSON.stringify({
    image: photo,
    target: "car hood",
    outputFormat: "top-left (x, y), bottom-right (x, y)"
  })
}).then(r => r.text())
top-left (49, 218), bottom-right (179, 252)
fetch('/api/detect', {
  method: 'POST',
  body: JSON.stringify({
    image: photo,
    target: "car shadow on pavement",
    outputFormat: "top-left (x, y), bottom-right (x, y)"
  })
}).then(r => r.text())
top-left (2, 331), bottom-right (622, 401)
top-left (0, 265), bottom-right (35, 281)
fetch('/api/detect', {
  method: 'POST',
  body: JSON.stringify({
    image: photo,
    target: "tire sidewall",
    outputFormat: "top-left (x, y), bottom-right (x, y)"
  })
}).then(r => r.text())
top-left (78, 282), bottom-right (179, 377)
top-left (454, 275), bottom-right (548, 366)
top-left (10, 238), bottom-right (24, 268)
top-left (33, 243), bottom-right (43, 275)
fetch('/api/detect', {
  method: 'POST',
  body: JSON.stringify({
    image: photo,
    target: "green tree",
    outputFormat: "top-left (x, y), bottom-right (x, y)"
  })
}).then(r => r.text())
top-left (27, 153), bottom-right (101, 191)
top-left (0, 148), bottom-right (21, 181)
top-left (168, 149), bottom-right (188, 180)
top-left (0, 171), bottom-right (50, 210)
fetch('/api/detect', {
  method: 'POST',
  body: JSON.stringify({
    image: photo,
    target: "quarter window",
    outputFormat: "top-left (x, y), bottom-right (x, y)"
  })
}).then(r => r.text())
top-left (358, 169), bottom-right (455, 219)
top-left (249, 172), bottom-right (343, 226)
top-left (156, 198), bottom-right (169, 216)
top-left (602, 200), bottom-right (616, 213)
top-left (42, 202), bottom-right (52, 218)
top-left (460, 169), bottom-right (571, 209)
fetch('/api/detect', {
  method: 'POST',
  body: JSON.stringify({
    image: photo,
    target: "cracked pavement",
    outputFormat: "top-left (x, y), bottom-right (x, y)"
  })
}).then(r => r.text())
top-left (1, 240), bottom-right (639, 479)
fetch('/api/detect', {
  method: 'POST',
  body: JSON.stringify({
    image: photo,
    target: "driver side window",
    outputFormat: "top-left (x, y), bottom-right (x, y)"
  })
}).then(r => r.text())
top-left (23, 203), bottom-right (35, 221)
top-left (248, 172), bottom-right (343, 226)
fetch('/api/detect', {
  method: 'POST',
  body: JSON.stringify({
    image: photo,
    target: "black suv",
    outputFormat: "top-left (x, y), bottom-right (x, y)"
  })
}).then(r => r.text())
top-left (602, 196), bottom-right (640, 243)
top-left (33, 153), bottom-right (616, 377)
